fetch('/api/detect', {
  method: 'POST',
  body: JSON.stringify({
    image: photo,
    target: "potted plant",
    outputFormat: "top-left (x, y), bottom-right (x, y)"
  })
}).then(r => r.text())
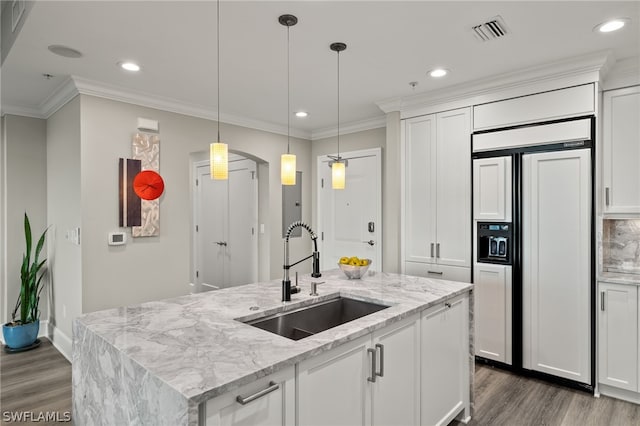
top-left (2, 213), bottom-right (48, 350)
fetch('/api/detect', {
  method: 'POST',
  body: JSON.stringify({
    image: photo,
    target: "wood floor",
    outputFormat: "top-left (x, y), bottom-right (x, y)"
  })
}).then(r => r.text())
top-left (1, 338), bottom-right (71, 425)
top-left (2, 340), bottom-right (640, 425)
top-left (451, 363), bottom-right (640, 426)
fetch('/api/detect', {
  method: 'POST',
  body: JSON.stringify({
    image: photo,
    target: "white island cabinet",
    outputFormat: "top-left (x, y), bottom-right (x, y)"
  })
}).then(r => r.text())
top-left (297, 315), bottom-right (420, 426)
top-left (72, 271), bottom-right (472, 426)
top-left (422, 293), bottom-right (470, 426)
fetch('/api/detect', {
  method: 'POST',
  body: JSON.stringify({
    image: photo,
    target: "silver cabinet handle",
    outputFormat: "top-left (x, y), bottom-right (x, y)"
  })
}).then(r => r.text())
top-left (367, 348), bottom-right (377, 383)
top-left (236, 381), bottom-right (279, 405)
top-left (436, 243), bottom-right (440, 258)
top-left (215, 241), bottom-right (227, 246)
top-left (375, 343), bottom-right (384, 377)
top-left (430, 243), bottom-right (434, 258)
top-left (601, 291), bottom-right (605, 311)
top-left (605, 187), bottom-right (610, 206)
top-left (362, 240), bottom-right (375, 246)
top-left (427, 271), bottom-right (443, 276)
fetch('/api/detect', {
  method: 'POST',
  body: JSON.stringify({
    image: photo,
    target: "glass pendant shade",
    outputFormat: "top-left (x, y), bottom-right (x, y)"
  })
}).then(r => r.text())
top-left (281, 153), bottom-right (296, 185)
top-left (210, 142), bottom-right (228, 180)
top-left (332, 161), bottom-right (345, 189)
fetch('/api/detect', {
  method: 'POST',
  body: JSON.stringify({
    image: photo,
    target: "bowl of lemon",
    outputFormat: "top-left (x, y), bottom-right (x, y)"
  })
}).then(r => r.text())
top-left (338, 256), bottom-right (372, 279)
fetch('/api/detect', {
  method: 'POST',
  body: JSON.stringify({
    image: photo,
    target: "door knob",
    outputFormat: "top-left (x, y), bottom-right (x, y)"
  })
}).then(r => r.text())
top-left (362, 240), bottom-right (375, 246)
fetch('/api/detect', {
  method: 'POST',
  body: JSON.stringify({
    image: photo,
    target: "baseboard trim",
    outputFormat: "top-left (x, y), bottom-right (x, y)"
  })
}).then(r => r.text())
top-left (599, 383), bottom-right (640, 404)
top-left (49, 324), bottom-right (73, 362)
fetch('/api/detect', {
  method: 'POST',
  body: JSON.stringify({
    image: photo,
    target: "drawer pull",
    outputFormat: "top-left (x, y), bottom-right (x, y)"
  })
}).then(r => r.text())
top-left (375, 343), bottom-right (384, 377)
top-left (236, 381), bottom-right (279, 405)
top-left (427, 271), bottom-right (443, 276)
top-left (367, 348), bottom-right (377, 383)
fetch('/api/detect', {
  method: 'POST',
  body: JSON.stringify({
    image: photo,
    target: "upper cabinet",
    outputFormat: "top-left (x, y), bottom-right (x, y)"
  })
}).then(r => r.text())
top-left (473, 156), bottom-right (512, 221)
top-left (403, 107), bottom-right (471, 281)
top-left (603, 86), bottom-right (640, 214)
top-left (473, 84), bottom-right (595, 131)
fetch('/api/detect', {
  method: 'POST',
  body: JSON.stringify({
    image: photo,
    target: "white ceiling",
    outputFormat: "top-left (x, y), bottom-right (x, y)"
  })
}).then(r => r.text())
top-left (2, 1), bottom-right (639, 139)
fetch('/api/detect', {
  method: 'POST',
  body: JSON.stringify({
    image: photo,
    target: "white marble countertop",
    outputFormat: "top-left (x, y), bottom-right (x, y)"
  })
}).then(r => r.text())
top-left (598, 271), bottom-right (640, 285)
top-left (75, 269), bottom-right (472, 407)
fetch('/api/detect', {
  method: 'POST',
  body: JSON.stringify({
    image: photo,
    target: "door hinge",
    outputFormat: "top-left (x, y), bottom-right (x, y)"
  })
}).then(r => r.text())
top-left (321, 178), bottom-right (324, 188)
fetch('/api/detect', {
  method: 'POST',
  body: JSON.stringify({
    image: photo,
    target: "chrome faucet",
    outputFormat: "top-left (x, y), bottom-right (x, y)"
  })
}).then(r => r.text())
top-left (283, 221), bottom-right (322, 302)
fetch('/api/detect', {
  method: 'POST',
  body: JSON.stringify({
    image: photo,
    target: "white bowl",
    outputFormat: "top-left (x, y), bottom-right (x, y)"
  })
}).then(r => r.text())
top-left (338, 260), bottom-right (372, 279)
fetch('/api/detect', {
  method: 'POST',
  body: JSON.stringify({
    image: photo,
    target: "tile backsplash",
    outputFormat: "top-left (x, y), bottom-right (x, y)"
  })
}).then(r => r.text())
top-left (603, 219), bottom-right (640, 274)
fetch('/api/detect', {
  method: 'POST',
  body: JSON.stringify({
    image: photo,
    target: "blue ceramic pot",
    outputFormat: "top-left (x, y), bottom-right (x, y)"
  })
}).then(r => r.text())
top-left (2, 320), bottom-right (39, 349)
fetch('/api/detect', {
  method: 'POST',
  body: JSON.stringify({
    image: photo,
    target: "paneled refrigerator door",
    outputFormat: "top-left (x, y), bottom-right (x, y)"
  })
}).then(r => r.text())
top-left (522, 149), bottom-right (591, 384)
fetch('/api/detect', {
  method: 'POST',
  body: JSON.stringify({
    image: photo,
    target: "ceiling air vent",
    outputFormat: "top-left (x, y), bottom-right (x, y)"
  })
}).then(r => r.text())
top-left (472, 16), bottom-right (509, 42)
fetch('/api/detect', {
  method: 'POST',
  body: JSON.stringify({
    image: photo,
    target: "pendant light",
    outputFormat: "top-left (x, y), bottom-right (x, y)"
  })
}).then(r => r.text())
top-left (329, 42), bottom-right (347, 190)
top-left (279, 14), bottom-right (298, 186)
top-left (210, 0), bottom-right (228, 180)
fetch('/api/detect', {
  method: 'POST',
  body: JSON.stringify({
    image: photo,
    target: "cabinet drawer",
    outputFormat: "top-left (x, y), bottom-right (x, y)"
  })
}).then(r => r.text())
top-left (404, 262), bottom-right (470, 283)
top-left (204, 367), bottom-right (295, 426)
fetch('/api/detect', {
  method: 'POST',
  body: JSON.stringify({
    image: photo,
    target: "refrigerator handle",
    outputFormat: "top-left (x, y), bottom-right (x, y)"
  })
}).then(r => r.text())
top-left (601, 291), bottom-right (606, 311)
top-left (605, 187), bottom-right (610, 206)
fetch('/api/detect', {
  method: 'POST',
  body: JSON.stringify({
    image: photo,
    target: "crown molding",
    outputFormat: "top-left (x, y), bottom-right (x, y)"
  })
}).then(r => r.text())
top-left (1, 104), bottom-right (44, 119)
top-left (70, 76), bottom-right (312, 140)
top-left (602, 56), bottom-right (640, 90)
top-left (376, 50), bottom-right (614, 117)
top-left (311, 115), bottom-right (386, 140)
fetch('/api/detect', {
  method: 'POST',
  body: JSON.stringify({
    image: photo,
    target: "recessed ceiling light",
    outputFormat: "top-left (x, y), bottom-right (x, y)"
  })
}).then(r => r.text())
top-left (595, 18), bottom-right (629, 33)
top-left (429, 68), bottom-right (449, 78)
top-left (295, 111), bottom-right (308, 118)
top-left (48, 45), bottom-right (83, 58)
top-left (119, 61), bottom-right (141, 72)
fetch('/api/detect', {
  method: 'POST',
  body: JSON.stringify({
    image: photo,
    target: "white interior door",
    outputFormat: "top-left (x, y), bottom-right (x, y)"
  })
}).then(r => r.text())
top-left (195, 156), bottom-right (257, 291)
top-left (318, 148), bottom-right (382, 272)
top-left (522, 148), bottom-right (591, 384)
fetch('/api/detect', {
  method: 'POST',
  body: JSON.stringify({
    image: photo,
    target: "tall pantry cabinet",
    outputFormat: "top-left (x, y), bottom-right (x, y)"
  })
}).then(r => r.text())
top-left (403, 107), bottom-right (471, 283)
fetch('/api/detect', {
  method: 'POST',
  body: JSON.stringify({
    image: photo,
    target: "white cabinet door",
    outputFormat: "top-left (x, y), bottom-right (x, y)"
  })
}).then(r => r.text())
top-left (474, 263), bottom-right (512, 365)
top-left (522, 149), bottom-right (591, 384)
top-left (473, 156), bottom-right (512, 221)
top-left (405, 115), bottom-right (437, 264)
top-left (421, 294), bottom-right (470, 426)
top-left (371, 316), bottom-right (420, 426)
top-left (436, 108), bottom-right (471, 269)
top-left (205, 367), bottom-right (294, 426)
top-left (297, 335), bottom-right (372, 426)
top-left (599, 282), bottom-right (639, 392)
top-left (603, 86), bottom-right (640, 213)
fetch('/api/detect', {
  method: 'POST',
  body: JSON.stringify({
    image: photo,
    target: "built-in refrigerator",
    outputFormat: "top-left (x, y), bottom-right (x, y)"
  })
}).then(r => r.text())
top-left (472, 116), bottom-right (594, 390)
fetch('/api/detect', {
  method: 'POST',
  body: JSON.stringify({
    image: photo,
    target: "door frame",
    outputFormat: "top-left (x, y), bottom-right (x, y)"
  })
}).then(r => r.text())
top-left (316, 147), bottom-right (382, 271)
top-left (191, 155), bottom-right (258, 292)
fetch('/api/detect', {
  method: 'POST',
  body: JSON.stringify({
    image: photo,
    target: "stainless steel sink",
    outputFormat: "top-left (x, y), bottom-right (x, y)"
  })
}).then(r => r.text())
top-left (243, 297), bottom-right (389, 341)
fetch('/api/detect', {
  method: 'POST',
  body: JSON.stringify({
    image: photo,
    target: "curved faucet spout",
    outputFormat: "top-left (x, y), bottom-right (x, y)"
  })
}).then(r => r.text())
top-left (283, 221), bottom-right (322, 301)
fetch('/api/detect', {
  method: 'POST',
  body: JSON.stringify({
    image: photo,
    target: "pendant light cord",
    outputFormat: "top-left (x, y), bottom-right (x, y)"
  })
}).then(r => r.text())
top-left (217, 0), bottom-right (220, 142)
top-left (336, 49), bottom-right (340, 159)
top-left (287, 23), bottom-right (291, 154)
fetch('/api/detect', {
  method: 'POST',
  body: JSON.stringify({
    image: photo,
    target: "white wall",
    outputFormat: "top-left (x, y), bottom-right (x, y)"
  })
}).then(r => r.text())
top-left (1, 114), bottom-right (48, 325)
top-left (79, 95), bottom-right (311, 313)
top-left (47, 97), bottom-right (82, 352)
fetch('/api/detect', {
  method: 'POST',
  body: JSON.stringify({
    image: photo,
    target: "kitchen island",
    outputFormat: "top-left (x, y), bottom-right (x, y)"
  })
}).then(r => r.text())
top-left (72, 270), bottom-right (473, 425)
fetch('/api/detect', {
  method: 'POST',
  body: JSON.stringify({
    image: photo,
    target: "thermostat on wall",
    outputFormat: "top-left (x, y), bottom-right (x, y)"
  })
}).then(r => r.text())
top-left (108, 232), bottom-right (127, 246)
